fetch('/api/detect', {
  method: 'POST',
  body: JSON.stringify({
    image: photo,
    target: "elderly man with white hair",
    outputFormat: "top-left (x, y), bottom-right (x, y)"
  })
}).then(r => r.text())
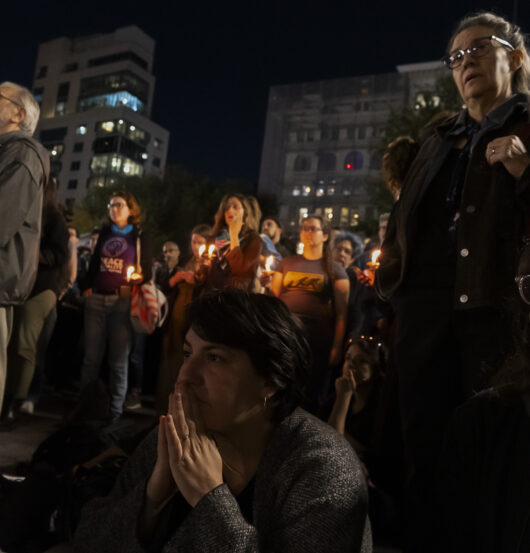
top-left (0, 81), bottom-right (49, 416)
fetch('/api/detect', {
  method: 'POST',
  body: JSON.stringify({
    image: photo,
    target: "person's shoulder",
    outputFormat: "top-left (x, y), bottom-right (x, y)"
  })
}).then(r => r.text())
top-left (2, 133), bottom-right (48, 169)
top-left (270, 409), bottom-right (362, 475)
top-left (332, 260), bottom-right (348, 280)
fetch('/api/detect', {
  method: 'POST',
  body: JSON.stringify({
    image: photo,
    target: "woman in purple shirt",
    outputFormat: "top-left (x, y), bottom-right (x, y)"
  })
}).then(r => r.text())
top-left (80, 190), bottom-right (152, 422)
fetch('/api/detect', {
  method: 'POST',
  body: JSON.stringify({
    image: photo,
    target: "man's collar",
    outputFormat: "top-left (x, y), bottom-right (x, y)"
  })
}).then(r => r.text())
top-left (0, 129), bottom-right (29, 145)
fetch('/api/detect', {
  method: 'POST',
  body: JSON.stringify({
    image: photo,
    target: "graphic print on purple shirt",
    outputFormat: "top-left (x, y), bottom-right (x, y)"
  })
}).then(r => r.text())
top-left (94, 230), bottom-right (136, 291)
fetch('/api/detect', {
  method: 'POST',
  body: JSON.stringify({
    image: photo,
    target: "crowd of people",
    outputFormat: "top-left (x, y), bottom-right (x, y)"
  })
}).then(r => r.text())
top-left (0, 9), bottom-right (530, 553)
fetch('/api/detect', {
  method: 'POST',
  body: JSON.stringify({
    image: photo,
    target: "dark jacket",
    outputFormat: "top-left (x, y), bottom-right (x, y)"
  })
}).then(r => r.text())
top-left (31, 203), bottom-right (70, 298)
top-left (0, 131), bottom-right (49, 305)
top-left (376, 95), bottom-right (530, 310)
top-left (82, 225), bottom-right (153, 291)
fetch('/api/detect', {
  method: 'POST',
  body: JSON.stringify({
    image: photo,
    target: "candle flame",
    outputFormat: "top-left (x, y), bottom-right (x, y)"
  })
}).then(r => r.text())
top-left (265, 255), bottom-right (274, 272)
top-left (371, 249), bottom-right (381, 265)
top-left (198, 245), bottom-right (206, 257)
top-left (208, 244), bottom-right (215, 258)
top-left (126, 266), bottom-right (135, 281)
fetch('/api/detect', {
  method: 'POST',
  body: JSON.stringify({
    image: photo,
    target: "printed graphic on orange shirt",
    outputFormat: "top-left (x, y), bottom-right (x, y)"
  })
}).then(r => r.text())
top-left (283, 271), bottom-right (324, 292)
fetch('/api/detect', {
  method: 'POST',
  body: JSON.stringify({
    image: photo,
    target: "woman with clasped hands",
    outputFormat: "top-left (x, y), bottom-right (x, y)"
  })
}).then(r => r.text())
top-left (73, 290), bottom-right (372, 553)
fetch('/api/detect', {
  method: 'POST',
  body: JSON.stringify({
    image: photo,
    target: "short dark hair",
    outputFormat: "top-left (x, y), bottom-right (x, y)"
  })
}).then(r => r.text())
top-left (262, 215), bottom-right (282, 230)
top-left (186, 289), bottom-right (311, 422)
top-left (191, 224), bottom-right (211, 239)
top-left (68, 225), bottom-right (80, 238)
top-left (333, 231), bottom-right (361, 258)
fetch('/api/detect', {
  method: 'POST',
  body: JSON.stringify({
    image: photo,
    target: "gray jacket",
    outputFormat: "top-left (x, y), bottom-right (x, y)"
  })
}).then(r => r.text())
top-left (0, 130), bottom-right (49, 306)
top-left (74, 408), bottom-right (372, 552)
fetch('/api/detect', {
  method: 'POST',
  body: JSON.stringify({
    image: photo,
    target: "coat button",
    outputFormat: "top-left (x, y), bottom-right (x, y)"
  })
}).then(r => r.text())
top-left (460, 248), bottom-right (469, 257)
top-left (465, 205), bottom-right (476, 213)
top-left (459, 294), bottom-right (469, 303)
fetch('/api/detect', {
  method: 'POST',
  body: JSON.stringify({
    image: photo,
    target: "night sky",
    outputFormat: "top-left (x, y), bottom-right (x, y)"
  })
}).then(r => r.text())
top-left (2, 0), bottom-right (529, 183)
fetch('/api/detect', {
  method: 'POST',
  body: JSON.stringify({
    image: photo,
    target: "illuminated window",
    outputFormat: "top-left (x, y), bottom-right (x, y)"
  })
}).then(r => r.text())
top-left (78, 91), bottom-right (146, 114)
top-left (154, 138), bottom-right (162, 149)
top-left (327, 187), bottom-right (335, 196)
top-left (55, 102), bottom-right (66, 116)
top-left (302, 186), bottom-right (312, 197)
top-left (340, 207), bottom-right (349, 226)
top-left (324, 207), bottom-right (334, 220)
top-left (101, 121), bottom-right (115, 132)
top-left (316, 187), bottom-right (325, 197)
top-left (343, 187), bottom-right (352, 196)
top-left (47, 144), bottom-right (64, 158)
top-left (345, 151), bottom-right (363, 170)
top-left (90, 154), bottom-right (144, 177)
top-left (76, 125), bottom-right (87, 135)
top-left (292, 187), bottom-right (301, 197)
top-left (299, 207), bottom-right (309, 222)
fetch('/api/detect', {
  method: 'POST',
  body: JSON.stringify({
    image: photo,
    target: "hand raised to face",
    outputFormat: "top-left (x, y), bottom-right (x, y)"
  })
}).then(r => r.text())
top-left (163, 387), bottom-right (223, 507)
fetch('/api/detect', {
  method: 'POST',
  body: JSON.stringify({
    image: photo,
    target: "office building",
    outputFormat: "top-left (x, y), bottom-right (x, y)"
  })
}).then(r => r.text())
top-left (258, 61), bottom-right (445, 231)
top-left (33, 26), bottom-right (170, 208)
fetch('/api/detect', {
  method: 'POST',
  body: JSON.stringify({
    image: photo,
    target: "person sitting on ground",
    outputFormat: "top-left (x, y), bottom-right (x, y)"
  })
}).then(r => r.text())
top-left (73, 289), bottom-right (372, 553)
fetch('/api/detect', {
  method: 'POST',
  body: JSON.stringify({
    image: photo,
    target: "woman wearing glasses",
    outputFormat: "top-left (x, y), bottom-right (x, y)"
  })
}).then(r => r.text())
top-left (80, 190), bottom-right (152, 422)
top-left (271, 214), bottom-right (349, 415)
top-left (375, 11), bottom-right (530, 549)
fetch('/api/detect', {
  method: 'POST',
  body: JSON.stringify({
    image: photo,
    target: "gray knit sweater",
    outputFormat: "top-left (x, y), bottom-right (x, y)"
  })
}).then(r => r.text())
top-left (73, 408), bottom-right (372, 552)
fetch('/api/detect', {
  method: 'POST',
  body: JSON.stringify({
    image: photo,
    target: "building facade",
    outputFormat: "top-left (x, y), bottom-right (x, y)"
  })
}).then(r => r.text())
top-left (33, 26), bottom-right (170, 209)
top-left (258, 61), bottom-right (446, 232)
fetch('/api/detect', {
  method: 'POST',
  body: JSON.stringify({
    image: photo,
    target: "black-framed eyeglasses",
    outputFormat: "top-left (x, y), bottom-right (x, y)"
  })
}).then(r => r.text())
top-left (0, 92), bottom-right (23, 110)
top-left (442, 35), bottom-right (515, 70)
top-left (300, 225), bottom-right (322, 233)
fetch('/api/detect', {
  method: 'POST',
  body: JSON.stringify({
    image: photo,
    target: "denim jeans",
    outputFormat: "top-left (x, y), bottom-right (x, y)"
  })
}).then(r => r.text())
top-left (81, 294), bottom-right (131, 417)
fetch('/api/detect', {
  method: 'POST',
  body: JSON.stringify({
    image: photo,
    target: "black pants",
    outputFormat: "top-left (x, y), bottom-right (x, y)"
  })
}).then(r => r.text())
top-left (392, 289), bottom-right (512, 551)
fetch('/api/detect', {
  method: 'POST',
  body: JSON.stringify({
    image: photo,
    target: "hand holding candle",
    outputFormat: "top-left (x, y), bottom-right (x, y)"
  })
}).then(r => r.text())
top-left (363, 249), bottom-right (381, 286)
top-left (265, 255), bottom-right (274, 274)
top-left (126, 265), bottom-right (143, 283)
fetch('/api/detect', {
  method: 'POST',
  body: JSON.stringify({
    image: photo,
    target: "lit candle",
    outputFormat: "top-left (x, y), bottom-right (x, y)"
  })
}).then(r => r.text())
top-left (208, 244), bottom-right (215, 258)
top-left (126, 265), bottom-right (142, 282)
top-left (198, 245), bottom-right (206, 257)
top-left (371, 249), bottom-right (381, 266)
top-left (265, 255), bottom-right (274, 273)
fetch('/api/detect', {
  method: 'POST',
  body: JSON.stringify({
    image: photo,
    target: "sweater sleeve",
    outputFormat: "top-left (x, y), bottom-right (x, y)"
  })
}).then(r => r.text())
top-left (73, 430), bottom-right (158, 553)
top-left (225, 232), bottom-right (261, 278)
top-left (165, 426), bottom-right (372, 552)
